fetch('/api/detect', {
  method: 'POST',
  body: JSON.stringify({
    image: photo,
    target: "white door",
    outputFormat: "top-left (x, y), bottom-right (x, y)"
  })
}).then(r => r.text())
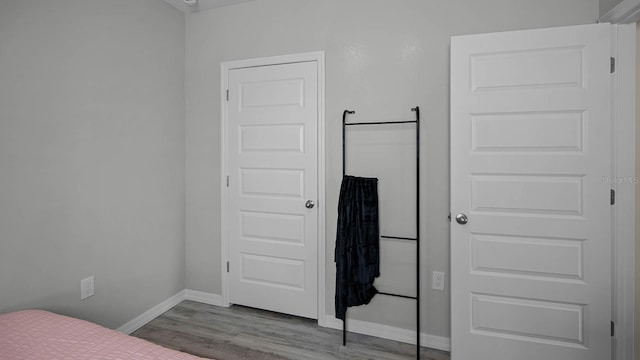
top-left (450, 24), bottom-right (612, 360)
top-left (227, 61), bottom-right (318, 319)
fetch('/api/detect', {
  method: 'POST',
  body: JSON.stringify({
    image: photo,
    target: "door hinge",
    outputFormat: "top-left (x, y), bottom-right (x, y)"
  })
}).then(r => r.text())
top-left (226, 261), bottom-right (229, 273)
top-left (226, 89), bottom-right (229, 101)
top-left (611, 57), bottom-right (615, 73)
top-left (226, 176), bottom-right (229, 188)
top-left (611, 189), bottom-right (615, 205)
top-left (611, 321), bottom-right (615, 337)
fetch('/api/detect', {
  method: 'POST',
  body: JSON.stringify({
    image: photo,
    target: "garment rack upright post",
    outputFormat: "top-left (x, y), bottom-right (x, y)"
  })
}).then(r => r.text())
top-left (341, 107), bottom-right (420, 359)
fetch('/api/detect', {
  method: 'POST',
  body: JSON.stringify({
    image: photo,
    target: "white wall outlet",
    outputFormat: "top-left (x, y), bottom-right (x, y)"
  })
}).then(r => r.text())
top-left (80, 276), bottom-right (95, 300)
top-left (432, 271), bottom-right (445, 291)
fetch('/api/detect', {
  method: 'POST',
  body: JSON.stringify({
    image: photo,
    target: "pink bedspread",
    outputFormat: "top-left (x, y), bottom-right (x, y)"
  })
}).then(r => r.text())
top-left (0, 310), bottom-right (208, 360)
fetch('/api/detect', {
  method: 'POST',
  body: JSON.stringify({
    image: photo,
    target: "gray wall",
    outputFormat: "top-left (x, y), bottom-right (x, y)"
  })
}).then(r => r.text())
top-left (185, 0), bottom-right (598, 338)
top-left (600, 0), bottom-right (623, 16)
top-left (0, 0), bottom-right (185, 329)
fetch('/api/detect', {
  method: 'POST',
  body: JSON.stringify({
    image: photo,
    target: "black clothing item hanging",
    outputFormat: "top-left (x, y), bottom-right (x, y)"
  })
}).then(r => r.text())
top-left (335, 175), bottom-right (380, 321)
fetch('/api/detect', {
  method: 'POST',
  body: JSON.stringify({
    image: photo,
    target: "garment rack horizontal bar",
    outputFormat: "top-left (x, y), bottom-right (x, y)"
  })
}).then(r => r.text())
top-left (344, 120), bottom-right (417, 126)
top-left (377, 292), bottom-right (418, 300)
top-left (381, 235), bottom-right (418, 241)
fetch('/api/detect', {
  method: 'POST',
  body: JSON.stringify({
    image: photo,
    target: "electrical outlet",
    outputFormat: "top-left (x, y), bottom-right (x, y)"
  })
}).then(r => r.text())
top-left (432, 271), bottom-right (445, 291)
top-left (80, 276), bottom-right (94, 300)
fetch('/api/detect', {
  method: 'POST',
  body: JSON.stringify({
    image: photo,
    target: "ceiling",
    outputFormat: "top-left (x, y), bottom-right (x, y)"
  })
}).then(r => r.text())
top-left (163, 0), bottom-right (255, 13)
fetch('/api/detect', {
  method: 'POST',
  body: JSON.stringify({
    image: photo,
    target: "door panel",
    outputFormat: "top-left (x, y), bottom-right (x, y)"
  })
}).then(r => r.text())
top-left (228, 61), bottom-right (318, 319)
top-left (451, 24), bottom-right (611, 360)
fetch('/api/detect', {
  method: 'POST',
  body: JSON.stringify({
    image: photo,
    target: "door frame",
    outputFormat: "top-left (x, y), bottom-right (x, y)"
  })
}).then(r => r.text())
top-left (599, 0), bottom-right (640, 23)
top-left (611, 23), bottom-right (636, 360)
top-left (219, 51), bottom-right (326, 321)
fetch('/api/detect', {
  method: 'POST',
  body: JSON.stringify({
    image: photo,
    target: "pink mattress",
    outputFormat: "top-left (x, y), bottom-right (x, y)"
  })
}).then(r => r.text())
top-left (0, 310), bottom-right (209, 360)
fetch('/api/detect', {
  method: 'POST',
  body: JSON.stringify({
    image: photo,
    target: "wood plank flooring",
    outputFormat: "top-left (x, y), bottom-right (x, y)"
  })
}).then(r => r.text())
top-left (132, 301), bottom-right (450, 360)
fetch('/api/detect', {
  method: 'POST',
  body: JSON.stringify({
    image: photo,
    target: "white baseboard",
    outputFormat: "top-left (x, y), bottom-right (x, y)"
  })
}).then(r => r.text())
top-left (184, 289), bottom-right (223, 306)
top-left (323, 315), bottom-right (451, 352)
top-left (116, 290), bottom-right (223, 335)
top-left (117, 290), bottom-right (186, 334)
top-left (421, 332), bottom-right (452, 353)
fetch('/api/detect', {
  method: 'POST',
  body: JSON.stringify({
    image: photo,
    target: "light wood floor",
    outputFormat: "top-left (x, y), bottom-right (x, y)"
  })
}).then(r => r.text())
top-left (132, 301), bottom-right (450, 360)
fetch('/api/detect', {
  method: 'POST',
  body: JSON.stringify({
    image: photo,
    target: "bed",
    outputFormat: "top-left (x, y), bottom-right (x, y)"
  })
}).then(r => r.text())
top-left (0, 310), bottom-right (209, 359)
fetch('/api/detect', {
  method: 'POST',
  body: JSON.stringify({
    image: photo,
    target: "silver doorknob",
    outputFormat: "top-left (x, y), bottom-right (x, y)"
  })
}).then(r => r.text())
top-left (305, 200), bottom-right (315, 209)
top-left (455, 213), bottom-right (468, 225)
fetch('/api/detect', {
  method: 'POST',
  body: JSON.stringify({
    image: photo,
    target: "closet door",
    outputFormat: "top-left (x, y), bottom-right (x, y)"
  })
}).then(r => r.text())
top-left (450, 23), bottom-right (612, 360)
top-left (226, 61), bottom-right (319, 319)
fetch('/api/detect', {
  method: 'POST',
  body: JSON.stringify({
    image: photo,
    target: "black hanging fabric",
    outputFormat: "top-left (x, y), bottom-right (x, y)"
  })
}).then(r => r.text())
top-left (335, 175), bottom-right (380, 321)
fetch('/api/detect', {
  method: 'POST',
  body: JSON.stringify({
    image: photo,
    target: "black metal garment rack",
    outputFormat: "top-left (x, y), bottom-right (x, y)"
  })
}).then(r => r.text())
top-left (341, 107), bottom-right (421, 359)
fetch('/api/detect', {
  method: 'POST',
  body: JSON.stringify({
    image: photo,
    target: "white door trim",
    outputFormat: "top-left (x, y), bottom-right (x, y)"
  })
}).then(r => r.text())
top-left (612, 23), bottom-right (636, 360)
top-left (220, 51), bottom-right (326, 323)
top-left (599, 0), bottom-right (640, 24)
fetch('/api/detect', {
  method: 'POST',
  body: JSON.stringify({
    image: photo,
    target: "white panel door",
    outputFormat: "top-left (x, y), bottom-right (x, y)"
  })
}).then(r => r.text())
top-left (227, 61), bottom-right (318, 319)
top-left (450, 24), bottom-right (612, 360)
